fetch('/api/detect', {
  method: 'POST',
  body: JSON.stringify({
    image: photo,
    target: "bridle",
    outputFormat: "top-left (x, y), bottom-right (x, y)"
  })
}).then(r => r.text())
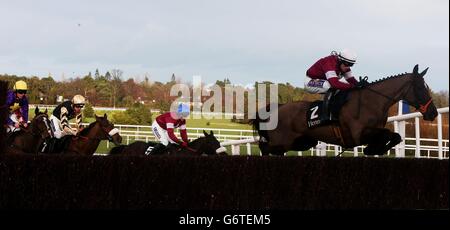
top-left (403, 78), bottom-right (433, 114)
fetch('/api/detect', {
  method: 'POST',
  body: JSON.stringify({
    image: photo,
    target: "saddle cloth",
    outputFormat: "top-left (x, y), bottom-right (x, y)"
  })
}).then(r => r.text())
top-left (306, 90), bottom-right (350, 128)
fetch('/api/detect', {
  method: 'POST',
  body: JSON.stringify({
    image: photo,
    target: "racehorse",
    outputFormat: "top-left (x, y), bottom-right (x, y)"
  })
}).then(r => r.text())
top-left (5, 107), bottom-right (52, 154)
top-left (0, 81), bottom-right (8, 150)
top-left (250, 65), bottom-right (438, 156)
top-left (108, 130), bottom-right (227, 156)
top-left (48, 114), bottom-right (122, 155)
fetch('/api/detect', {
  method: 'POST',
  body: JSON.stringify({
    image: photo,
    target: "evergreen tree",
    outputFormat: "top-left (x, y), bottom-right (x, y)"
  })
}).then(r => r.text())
top-left (94, 69), bottom-right (100, 79)
top-left (83, 103), bottom-right (95, 118)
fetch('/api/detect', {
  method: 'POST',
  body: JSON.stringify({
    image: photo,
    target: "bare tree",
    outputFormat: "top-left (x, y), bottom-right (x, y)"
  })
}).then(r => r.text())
top-left (110, 69), bottom-right (124, 108)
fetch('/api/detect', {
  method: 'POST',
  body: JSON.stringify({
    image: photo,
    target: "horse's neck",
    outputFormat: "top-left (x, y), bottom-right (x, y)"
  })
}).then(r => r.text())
top-left (73, 126), bottom-right (102, 155)
top-left (189, 138), bottom-right (202, 149)
top-left (79, 125), bottom-right (102, 145)
top-left (367, 75), bottom-right (412, 111)
top-left (81, 124), bottom-right (100, 138)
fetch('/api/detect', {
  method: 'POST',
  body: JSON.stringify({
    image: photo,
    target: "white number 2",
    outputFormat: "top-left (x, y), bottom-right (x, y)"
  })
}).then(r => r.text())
top-left (310, 106), bottom-right (319, 119)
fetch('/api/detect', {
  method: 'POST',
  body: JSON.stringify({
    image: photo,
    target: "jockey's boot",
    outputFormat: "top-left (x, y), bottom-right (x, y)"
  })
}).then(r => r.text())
top-left (150, 143), bottom-right (166, 155)
top-left (321, 90), bottom-right (333, 121)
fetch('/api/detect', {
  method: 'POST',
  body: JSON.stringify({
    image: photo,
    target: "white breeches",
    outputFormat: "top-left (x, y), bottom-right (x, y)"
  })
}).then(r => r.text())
top-left (304, 76), bottom-right (331, 94)
top-left (151, 120), bottom-right (177, 146)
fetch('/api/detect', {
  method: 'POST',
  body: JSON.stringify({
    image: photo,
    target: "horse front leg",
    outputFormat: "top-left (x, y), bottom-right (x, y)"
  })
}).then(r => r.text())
top-left (361, 128), bottom-right (402, 155)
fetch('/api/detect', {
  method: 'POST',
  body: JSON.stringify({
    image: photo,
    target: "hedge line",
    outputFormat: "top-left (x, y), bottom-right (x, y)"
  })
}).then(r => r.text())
top-left (0, 155), bottom-right (447, 209)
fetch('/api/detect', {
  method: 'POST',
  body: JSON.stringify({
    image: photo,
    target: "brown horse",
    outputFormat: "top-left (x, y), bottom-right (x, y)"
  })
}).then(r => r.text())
top-left (5, 107), bottom-right (52, 155)
top-left (46, 114), bottom-right (122, 155)
top-left (109, 130), bottom-right (227, 156)
top-left (251, 65), bottom-right (438, 156)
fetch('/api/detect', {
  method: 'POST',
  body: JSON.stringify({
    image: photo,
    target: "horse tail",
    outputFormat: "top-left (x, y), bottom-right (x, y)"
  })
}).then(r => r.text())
top-left (248, 105), bottom-right (272, 143)
top-left (0, 80), bottom-right (8, 150)
top-left (248, 113), bottom-right (267, 141)
top-left (109, 145), bottom-right (126, 155)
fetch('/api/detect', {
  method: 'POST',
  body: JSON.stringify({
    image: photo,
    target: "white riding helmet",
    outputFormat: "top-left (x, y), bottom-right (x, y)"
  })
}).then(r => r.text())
top-left (72, 94), bottom-right (86, 105)
top-left (338, 49), bottom-right (357, 65)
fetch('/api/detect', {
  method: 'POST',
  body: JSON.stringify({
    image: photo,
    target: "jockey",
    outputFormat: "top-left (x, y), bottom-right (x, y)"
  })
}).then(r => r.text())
top-left (304, 49), bottom-right (359, 120)
top-left (49, 94), bottom-right (85, 139)
top-left (150, 103), bottom-right (190, 153)
top-left (5, 80), bottom-right (29, 133)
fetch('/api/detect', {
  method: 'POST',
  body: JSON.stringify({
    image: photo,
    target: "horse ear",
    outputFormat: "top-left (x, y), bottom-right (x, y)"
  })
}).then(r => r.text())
top-left (210, 131), bottom-right (214, 136)
top-left (104, 113), bottom-right (107, 119)
top-left (44, 108), bottom-right (48, 114)
top-left (413, 64), bottom-right (419, 75)
top-left (420, 67), bottom-right (429, 77)
top-left (203, 130), bottom-right (208, 137)
top-left (34, 107), bottom-right (39, 115)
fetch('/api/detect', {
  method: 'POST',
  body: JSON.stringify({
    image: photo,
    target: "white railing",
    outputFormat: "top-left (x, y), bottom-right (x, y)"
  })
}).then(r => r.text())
top-left (81, 124), bottom-right (254, 149)
top-left (219, 107), bottom-right (449, 159)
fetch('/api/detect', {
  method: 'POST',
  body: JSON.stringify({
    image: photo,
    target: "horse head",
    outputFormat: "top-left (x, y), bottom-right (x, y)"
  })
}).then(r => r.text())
top-left (188, 130), bottom-right (226, 155)
top-left (34, 106), bottom-right (48, 117)
top-left (403, 64), bottom-right (438, 121)
top-left (31, 108), bottom-right (52, 140)
top-left (94, 113), bottom-right (123, 145)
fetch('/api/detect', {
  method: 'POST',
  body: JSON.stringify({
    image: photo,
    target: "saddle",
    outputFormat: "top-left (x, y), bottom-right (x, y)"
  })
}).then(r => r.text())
top-left (40, 135), bottom-right (73, 153)
top-left (306, 90), bottom-right (350, 128)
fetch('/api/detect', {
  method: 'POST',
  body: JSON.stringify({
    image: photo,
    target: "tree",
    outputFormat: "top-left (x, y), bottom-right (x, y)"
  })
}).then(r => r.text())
top-left (111, 103), bottom-right (153, 125)
top-left (431, 90), bottom-right (449, 108)
top-left (94, 69), bottom-right (100, 80)
top-left (83, 103), bottom-right (95, 118)
top-left (105, 71), bottom-right (112, 81)
top-left (110, 69), bottom-right (124, 108)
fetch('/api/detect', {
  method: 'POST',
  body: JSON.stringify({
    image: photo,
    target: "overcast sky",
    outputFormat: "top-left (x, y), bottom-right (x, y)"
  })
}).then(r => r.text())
top-left (1, 0), bottom-right (448, 91)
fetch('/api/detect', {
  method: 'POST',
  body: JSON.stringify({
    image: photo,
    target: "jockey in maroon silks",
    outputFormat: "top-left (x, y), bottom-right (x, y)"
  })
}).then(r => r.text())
top-left (5, 80), bottom-right (29, 132)
top-left (305, 49), bottom-right (360, 120)
top-left (150, 103), bottom-right (190, 154)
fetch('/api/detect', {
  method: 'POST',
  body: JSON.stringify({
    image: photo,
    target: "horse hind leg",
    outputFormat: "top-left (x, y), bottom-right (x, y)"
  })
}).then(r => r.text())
top-left (292, 136), bottom-right (318, 151)
top-left (259, 142), bottom-right (271, 156)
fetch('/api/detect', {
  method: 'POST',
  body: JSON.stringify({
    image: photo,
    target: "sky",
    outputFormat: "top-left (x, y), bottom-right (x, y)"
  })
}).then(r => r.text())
top-left (0, 0), bottom-right (449, 91)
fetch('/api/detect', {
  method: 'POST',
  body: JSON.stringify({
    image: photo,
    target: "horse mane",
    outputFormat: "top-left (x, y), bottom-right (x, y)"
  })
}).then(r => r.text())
top-left (79, 121), bottom-right (97, 136)
top-left (190, 136), bottom-right (205, 145)
top-left (366, 72), bottom-right (411, 86)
